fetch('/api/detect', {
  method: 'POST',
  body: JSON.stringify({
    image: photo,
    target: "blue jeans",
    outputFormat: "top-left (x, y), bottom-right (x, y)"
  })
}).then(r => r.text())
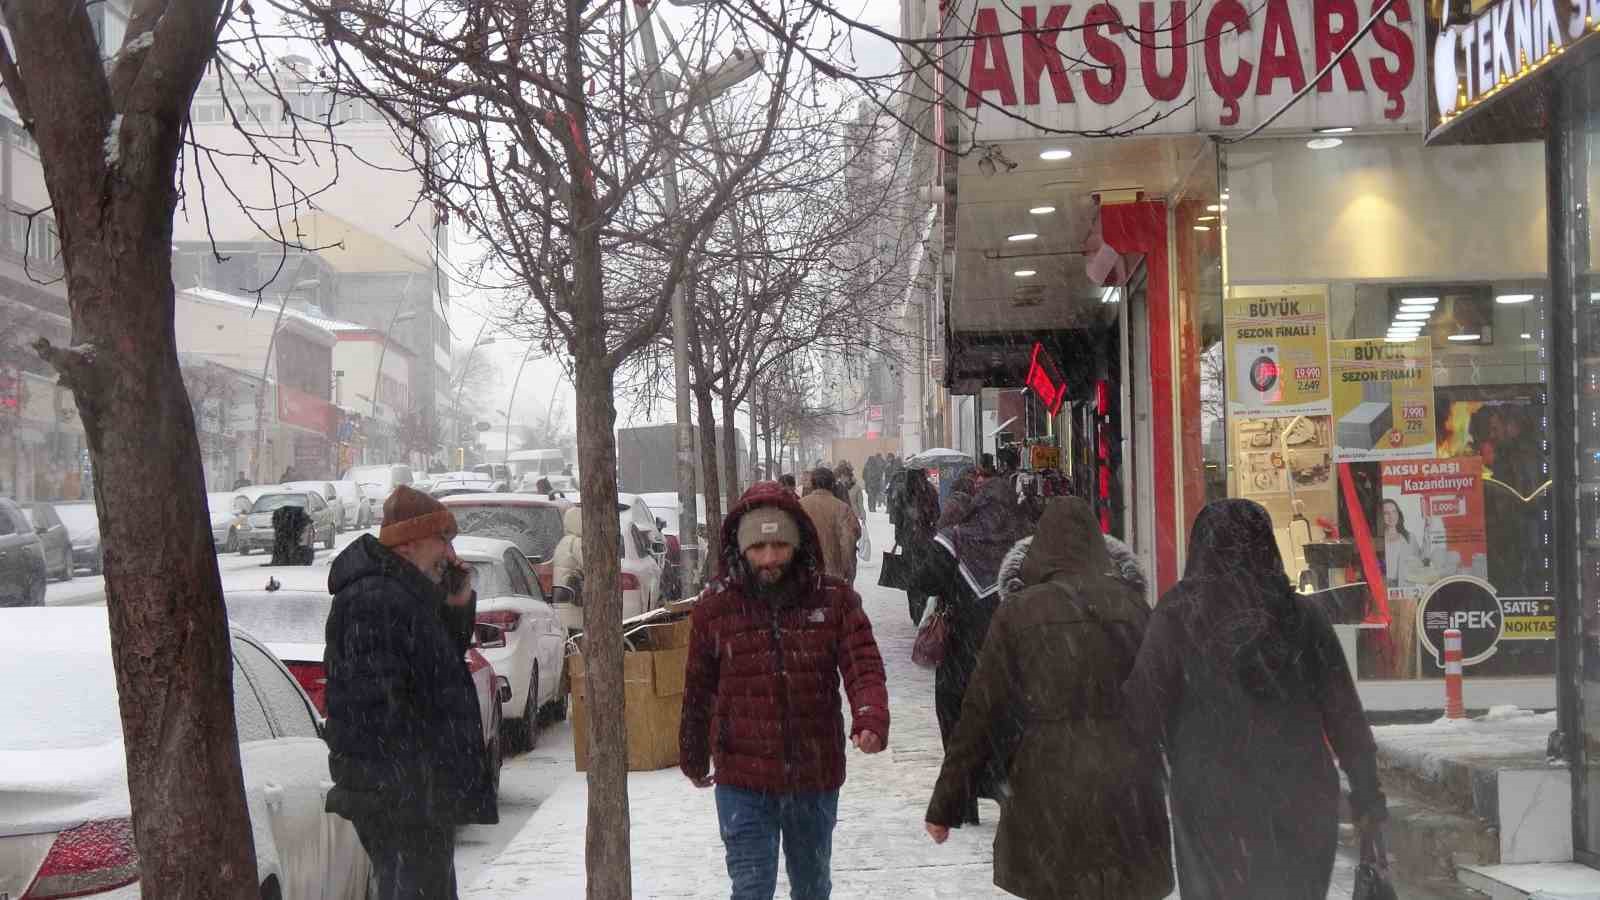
top-left (714, 785), bottom-right (840, 900)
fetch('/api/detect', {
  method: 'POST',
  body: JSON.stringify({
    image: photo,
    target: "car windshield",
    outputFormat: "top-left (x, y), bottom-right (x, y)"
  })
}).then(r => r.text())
top-left (53, 503), bottom-right (100, 536)
top-left (223, 592), bottom-right (332, 645)
top-left (252, 493), bottom-right (310, 513)
top-left (450, 504), bottom-right (564, 561)
top-left (463, 560), bottom-right (513, 597)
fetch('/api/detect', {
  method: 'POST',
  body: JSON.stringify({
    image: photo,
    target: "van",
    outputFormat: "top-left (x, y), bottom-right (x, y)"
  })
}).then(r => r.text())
top-left (506, 449), bottom-right (567, 482)
top-left (472, 463), bottom-right (512, 482)
top-left (341, 464), bottom-right (415, 522)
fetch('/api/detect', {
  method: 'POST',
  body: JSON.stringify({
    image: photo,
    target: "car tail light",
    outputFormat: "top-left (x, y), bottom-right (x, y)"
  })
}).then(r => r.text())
top-left (476, 610), bottom-right (521, 633)
top-left (620, 572), bottom-right (640, 591)
top-left (23, 817), bottom-right (139, 899)
top-left (285, 661), bottom-right (328, 715)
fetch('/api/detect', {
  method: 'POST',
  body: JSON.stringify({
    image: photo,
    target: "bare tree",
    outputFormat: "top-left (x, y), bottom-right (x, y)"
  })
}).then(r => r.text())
top-left (0, 2), bottom-right (259, 896)
top-left (264, 2), bottom-right (810, 894)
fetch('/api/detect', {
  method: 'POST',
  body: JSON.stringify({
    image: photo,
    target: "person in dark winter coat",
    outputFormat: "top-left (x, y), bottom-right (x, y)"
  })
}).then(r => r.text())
top-left (680, 481), bottom-right (890, 900)
top-left (908, 476), bottom-right (1034, 825)
top-left (890, 467), bottom-right (942, 624)
top-left (927, 498), bottom-right (1173, 900)
top-left (324, 485), bottom-right (495, 900)
top-left (1123, 498), bottom-right (1386, 900)
top-left (863, 453), bottom-right (885, 513)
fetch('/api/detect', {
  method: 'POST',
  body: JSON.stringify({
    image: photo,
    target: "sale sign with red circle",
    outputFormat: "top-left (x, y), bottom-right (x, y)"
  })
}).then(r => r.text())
top-left (1223, 289), bottom-right (1332, 417)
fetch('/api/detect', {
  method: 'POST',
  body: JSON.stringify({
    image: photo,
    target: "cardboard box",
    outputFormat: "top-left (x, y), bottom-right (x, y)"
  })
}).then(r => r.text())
top-left (570, 617), bottom-right (693, 772)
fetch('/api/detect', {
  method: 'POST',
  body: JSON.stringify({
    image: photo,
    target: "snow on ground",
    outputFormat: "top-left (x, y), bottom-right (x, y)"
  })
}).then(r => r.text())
top-left (463, 510), bottom-right (1365, 899)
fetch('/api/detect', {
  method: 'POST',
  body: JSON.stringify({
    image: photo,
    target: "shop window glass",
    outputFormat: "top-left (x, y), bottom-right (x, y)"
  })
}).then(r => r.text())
top-left (1220, 137), bottom-right (1553, 683)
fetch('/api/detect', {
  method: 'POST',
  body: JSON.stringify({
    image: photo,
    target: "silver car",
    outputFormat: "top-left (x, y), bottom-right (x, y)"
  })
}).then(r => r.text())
top-left (236, 491), bottom-right (337, 555)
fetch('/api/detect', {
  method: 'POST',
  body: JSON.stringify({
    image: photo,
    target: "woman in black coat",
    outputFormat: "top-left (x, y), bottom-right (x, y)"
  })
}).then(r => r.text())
top-left (1123, 499), bottom-right (1386, 900)
top-left (891, 467), bottom-right (942, 624)
top-left (909, 476), bottom-right (1034, 825)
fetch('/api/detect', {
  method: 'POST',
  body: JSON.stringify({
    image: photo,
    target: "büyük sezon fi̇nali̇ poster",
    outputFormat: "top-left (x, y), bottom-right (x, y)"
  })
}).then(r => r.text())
top-left (1330, 338), bottom-right (1435, 462)
top-left (1224, 292), bottom-right (1332, 417)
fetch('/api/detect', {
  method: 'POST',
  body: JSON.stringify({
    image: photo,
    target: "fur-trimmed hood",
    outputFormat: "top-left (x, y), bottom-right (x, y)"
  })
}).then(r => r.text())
top-left (997, 531), bottom-right (1148, 601)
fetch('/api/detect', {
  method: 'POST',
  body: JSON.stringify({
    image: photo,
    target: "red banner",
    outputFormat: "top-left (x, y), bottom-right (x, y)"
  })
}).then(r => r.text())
top-left (276, 385), bottom-right (337, 436)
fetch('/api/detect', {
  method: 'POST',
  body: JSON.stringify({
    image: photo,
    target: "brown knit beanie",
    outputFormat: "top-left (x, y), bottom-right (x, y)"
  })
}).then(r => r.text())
top-left (379, 485), bottom-right (458, 547)
top-left (737, 505), bottom-right (800, 553)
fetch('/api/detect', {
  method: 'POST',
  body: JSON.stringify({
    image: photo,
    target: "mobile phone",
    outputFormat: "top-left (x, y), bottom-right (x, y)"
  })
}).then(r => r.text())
top-left (443, 561), bottom-right (470, 595)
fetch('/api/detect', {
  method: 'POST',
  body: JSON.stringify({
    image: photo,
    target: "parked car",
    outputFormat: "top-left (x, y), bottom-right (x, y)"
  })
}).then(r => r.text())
top-left (560, 500), bottom-right (665, 627)
top-left (284, 481), bottom-right (343, 531)
top-left (205, 491), bottom-right (250, 553)
top-left (218, 567), bottom-right (509, 785)
top-left (236, 491), bottom-right (337, 555)
top-left (639, 491), bottom-right (709, 599)
top-left (0, 498), bottom-right (47, 606)
top-left (24, 501), bottom-right (72, 582)
top-left (441, 495), bottom-right (571, 597)
top-left (456, 535), bottom-right (569, 750)
top-left (50, 501), bottom-right (102, 577)
top-left (340, 464), bottom-right (415, 523)
top-left (429, 472), bottom-right (505, 498)
top-left (330, 481), bottom-right (370, 529)
top-left (472, 463), bottom-right (511, 482)
top-left (0, 607), bottom-right (372, 899)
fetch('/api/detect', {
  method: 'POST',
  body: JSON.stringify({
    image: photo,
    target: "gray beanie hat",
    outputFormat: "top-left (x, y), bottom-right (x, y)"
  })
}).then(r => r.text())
top-left (738, 506), bottom-right (801, 553)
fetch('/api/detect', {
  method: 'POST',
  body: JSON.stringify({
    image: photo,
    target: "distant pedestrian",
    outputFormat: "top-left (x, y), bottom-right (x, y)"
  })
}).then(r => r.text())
top-left (907, 476), bottom-right (1034, 825)
top-left (835, 461), bottom-right (865, 520)
top-left (926, 498), bottom-right (1173, 900)
top-left (800, 467), bottom-right (861, 583)
top-left (890, 468), bottom-right (942, 625)
top-left (233, 471), bottom-right (252, 491)
top-left (778, 473), bottom-right (798, 496)
top-left (324, 486), bottom-right (494, 899)
top-left (551, 506), bottom-right (584, 600)
top-left (863, 453), bottom-right (885, 513)
top-left (1124, 498), bottom-right (1386, 900)
top-left (681, 481), bottom-right (889, 900)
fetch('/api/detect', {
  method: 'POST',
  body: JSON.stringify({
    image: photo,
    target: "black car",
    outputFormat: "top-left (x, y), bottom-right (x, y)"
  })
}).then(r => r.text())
top-left (0, 498), bottom-right (48, 606)
top-left (25, 501), bottom-right (73, 581)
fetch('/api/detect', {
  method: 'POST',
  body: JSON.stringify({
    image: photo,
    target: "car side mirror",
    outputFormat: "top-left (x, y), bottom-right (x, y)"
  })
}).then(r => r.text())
top-left (473, 622), bottom-right (507, 649)
top-left (656, 517), bottom-right (667, 530)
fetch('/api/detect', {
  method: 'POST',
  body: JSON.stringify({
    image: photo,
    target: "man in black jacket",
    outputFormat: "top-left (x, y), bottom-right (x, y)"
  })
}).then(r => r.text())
top-left (324, 485), bottom-right (496, 899)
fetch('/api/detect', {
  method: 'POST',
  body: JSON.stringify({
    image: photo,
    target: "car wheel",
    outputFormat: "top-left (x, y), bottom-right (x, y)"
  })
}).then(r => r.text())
top-left (539, 666), bottom-right (570, 724)
top-left (487, 704), bottom-right (503, 793)
top-left (522, 662), bottom-right (541, 751)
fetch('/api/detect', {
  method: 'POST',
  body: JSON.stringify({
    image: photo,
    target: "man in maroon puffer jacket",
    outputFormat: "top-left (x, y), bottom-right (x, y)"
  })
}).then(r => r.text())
top-left (680, 480), bottom-right (890, 900)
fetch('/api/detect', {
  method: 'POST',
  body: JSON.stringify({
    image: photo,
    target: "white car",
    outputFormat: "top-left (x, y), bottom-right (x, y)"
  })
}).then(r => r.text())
top-left (284, 481), bottom-right (344, 531)
top-left (0, 607), bottom-right (370, 899)
top-left (341, 464), bottom-right (415, 523)
top-left (454, 535), bottom-right (569, 751)
top-left (205, 491), bottom-right (250, 553)
top-left (330, 481), bottom-right (371, 529)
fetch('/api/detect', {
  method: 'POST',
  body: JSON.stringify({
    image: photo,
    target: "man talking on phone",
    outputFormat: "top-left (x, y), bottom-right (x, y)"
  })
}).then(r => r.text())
top-left (324, 485), bottom-right (496, 899)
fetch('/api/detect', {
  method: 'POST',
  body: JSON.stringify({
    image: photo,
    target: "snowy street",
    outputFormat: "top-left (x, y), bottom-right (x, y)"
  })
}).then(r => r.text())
top-left (458, 511), bottom-right (1383, 899)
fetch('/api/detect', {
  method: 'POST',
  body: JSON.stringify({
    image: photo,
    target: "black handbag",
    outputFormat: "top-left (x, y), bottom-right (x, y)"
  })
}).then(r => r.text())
top-left (1353, 826), bottom-right (1398, 900)
top-left (879, 545), bottom-right (915, 590)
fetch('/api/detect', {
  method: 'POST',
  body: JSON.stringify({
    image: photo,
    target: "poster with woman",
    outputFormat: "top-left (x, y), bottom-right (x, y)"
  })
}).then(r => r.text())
top-left (1378, 458), bottom-right (1487, 678)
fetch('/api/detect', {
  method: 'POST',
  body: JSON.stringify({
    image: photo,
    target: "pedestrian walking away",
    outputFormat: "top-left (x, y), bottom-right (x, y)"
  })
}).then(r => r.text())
top-left (889, 467), bottom-right (942, 624)
top-left (679, 481), bottom-right (890, 900)
top-left (926, 497), bottom-right (1173, 900)
top-left (323, 485), bottom-right (496, 900)
top-left (863, 453), bottom-right (884, 513)
top-left (907, 475), bottom-right (1034, 825)
top-left (551, 506), bottom-right (584, 600)
top-left (1123, 498), bottom-right (1386, 900)
top-left (800, 466), bottom-right (862, 583)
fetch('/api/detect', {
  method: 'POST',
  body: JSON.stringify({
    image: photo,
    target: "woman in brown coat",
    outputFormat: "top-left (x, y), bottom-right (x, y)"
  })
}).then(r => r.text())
top-left (924, 497), bottom-right (1173, 900)
top-left (1123, 498), bottom-right (1386, 899)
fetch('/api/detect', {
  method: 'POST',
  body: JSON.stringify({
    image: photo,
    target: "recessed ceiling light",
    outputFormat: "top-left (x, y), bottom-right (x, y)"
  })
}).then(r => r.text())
top-left (1197, 215), bottom-right (1219, 222)
top-left (1400, 297), bottom-right (1439, 308)
top-left (1496, 293), bottom-right (1535, 304)
top-left (1206, 204), bottom-right (1227, 212)
top-left (1394, 311), bottom-right (1432, 321)
top-left (1013, 269), bottom-right (1037, 277)
top-left (1029, 205), bottom-right (1056, 215)
top-left (1193, 225), bottom-right (1211, 232)
top-left (1007, 232), bottom-right (1038, 242)
top-left (1447, 333), bottom-right (1483, 342)
top-left (1521, 332), bottom-right (1533, 340)
top-left (1307, 137), bottom-right (1344, 150)
top-left (1316, 126), bottom-right (1355, 134)
top-left (1039, 148), bottom-right (1073, 161)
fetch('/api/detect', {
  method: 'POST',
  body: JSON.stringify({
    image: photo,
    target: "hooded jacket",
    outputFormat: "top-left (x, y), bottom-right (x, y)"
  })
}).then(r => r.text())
top-left (679, 481), bottom-right (889, 793)
top-left (551, 506), bottom-right (584, 590)
top-left (928, 498), bottom-right (1172, 900)
top-left (322, 534), bottom-right (496, 826)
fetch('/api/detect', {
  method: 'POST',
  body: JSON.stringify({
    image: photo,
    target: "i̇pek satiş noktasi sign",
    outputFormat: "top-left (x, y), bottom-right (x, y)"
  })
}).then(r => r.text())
top-left (950, 0), bottom-right (1426, 141)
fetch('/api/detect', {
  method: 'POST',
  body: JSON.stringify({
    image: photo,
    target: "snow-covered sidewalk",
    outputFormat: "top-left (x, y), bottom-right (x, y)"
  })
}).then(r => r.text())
top-left (463, 510), bottom-right (1361, 899)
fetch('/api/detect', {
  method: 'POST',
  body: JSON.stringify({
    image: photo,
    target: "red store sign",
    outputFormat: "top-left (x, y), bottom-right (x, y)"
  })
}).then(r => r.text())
top-left (954, 0), bottom-right (1423, 139)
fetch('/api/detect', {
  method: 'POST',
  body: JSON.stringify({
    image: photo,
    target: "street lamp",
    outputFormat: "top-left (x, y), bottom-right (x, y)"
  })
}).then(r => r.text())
top-left (504, 342), bottom-right (536, 480)
top-left (452, 321), bottom-right (498, 462)
top-left (633, 0), bottom-right (763, 590)
top-left (373, 309), bottom-right (418, 463)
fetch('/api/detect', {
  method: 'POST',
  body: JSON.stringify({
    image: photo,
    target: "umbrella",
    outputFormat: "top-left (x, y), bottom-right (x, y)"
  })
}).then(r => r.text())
top-left (906, 448), bottom-right (973, 467)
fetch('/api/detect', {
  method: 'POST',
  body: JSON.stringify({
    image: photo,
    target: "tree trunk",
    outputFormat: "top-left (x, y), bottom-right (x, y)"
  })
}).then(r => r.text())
top-left (574, 353), bottom-right (631, 900)
top-left (747, 398), bottom-right (759, 485)
top-left (694, 383), bottom-right (723, 571)
top-left (721, 392), bottom-right (742, 498)
top-left (7, 3), bottom-right (258, 895)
